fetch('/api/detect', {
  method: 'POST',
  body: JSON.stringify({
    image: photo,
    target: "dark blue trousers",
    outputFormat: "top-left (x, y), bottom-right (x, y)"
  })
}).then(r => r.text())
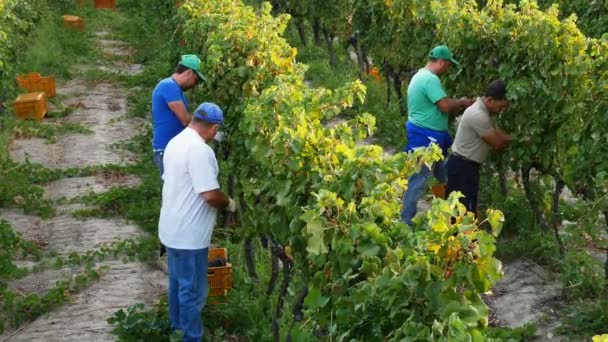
top-left (446, 154), bottom-right (480, 214)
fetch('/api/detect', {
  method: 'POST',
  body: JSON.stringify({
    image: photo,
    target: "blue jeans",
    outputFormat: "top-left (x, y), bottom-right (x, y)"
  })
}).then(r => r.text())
top-left (154, 150), bottom-right (167, 256)
top-left (400, 160), bottom-right (447, 224)
top-left (153, 150), bottom-right (164, 179)
top-left (167, 247), bottom-right (209, 342)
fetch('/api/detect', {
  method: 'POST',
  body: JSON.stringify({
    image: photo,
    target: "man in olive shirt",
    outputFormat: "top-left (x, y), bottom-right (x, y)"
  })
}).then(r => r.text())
top-left (446, 80), bottom-right (512, 214)
top-left (400, 45), bottom-right (474, 224)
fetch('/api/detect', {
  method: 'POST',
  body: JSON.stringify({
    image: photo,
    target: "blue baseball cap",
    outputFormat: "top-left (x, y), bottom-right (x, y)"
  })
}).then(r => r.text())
top-left (193, 102), bottom-right (224, 125)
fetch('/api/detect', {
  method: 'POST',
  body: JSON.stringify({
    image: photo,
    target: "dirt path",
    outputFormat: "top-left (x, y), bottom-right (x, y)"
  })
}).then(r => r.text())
top-left (0, 31), bottom-right (166, 342)
top-left (485, 260), bottom-right (565, 340)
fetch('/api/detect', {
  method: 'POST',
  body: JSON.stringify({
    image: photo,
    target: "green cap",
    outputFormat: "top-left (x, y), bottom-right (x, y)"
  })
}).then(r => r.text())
top-left (429, 45), bottom-right (459, 66)
top-left (179, 54), bottom-right (206, 82)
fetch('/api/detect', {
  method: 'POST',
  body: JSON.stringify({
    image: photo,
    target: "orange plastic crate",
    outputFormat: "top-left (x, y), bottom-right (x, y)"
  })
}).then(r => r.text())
top-left (208, 248), bottom-right (232, 297)
top-left (16, 73), bottom-right (56, 98)
top-left (367, 66), bottom-right (382, 82)
top-left (62, 15), bottom-right (84, 32)
top-left (94, 0), bottom-right (116, 9)
top-left (431, 183), bottom-right (446, 199)
top-left (13, 92), bottom-right (47, 121)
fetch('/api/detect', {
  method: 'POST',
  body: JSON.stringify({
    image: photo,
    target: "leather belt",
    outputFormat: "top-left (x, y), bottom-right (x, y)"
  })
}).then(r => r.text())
top-left (452, 152), bottom-right (480, 166)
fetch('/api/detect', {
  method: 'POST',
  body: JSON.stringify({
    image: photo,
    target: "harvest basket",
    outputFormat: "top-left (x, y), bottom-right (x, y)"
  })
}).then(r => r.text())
top-left (208, 248), bottom-right (232, 297)
top-left (13, 92), bottom-right (47, 121)
top-left (16, 73), bottom-right (56, 98)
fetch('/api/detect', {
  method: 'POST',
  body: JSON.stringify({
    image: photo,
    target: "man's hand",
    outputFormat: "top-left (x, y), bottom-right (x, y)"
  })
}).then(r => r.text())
top-left (497, 129), bottom-right (513, 148)
top-left (167, 101), bottom-right (192, 126)
top-left (227, 198), bottom-right (237, 213)
top-left (213, 131), bottom-right (224, 143)
top-left (459, 97), bottom-right (475, 109)
top-left (482, 128), bottom-right (512, 150)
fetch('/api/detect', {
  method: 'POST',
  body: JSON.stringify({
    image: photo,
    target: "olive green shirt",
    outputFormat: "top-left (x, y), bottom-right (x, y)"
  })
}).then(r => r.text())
top-left (451, 98), bottom-right (494, 163)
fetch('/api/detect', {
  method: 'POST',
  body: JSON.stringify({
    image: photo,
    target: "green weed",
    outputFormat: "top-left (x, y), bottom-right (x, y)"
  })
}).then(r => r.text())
top-left (12, 120), bottom-right (92, 143)
top-left (559, 299), bottom-right (608, 339)
top-left (560, 251), bottom-right (605, 300)
top-left (17, 11), bottom-right (96, 79)
top-left (486, 323), bottom-right (537, 342)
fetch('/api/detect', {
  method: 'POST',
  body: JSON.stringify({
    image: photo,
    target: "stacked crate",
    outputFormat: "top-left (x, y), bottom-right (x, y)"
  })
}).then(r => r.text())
top-left (12, 73), bottom-right (56, 121)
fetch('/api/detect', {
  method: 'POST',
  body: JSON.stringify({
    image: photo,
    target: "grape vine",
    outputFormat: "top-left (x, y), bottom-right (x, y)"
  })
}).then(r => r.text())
top-left (177, 0), bottom-right (506, 339)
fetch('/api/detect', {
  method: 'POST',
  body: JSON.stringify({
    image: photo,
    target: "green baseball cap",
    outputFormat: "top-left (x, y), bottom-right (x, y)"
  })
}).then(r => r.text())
top-left (179, 54), bottom-right (206, 82)
top-left (429, 45), bottom-right (459, 66)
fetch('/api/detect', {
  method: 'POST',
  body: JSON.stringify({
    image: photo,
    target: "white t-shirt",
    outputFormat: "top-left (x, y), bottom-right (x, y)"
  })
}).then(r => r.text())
top-left (158, 127), bottom-right (219, 250)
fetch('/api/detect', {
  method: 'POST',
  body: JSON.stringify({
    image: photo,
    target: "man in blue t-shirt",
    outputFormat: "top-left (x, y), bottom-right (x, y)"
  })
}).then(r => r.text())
top-left (152, 54), bottom-right (206, 257)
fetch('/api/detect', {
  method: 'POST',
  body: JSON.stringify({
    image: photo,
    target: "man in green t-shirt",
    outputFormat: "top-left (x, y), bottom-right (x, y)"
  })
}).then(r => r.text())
top-left (401, 45), bottom-right (474, 224)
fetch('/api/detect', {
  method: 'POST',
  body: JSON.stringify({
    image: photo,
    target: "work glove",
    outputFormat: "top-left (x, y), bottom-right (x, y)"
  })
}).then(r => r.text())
top-left (213, 131), bottom-right (224, 143)
top-left (227, 198), bottom-right (238, 213)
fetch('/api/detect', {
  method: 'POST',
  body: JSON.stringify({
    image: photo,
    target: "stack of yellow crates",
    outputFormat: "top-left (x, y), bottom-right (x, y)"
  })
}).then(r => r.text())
top-left (12, 72), bottom-right (56, 121)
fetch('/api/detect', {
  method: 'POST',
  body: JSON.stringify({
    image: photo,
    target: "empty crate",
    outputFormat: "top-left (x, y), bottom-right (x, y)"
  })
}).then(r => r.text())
top-left (62, 15), bottom-right (84, 32)
top-left (16, 73), bottom-right (56, 98)
top-left (13, 92), bottom-right (47, 121)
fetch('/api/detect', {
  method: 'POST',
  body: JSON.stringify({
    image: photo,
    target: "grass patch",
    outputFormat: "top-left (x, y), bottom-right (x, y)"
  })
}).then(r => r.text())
top-left (559, 299), bottom-right (608, 339)
top-left (17, 9), bottom-right (97, 79)
top-left (486, 323), bottom-right (537, 341)
top-left (11, 120), bottom-right (92, 143)
top-left (74, 174), bottom-right (162, 234)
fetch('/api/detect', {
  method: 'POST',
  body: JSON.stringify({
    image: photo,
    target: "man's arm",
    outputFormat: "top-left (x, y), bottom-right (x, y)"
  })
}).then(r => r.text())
top-left (188, 147), bottom-right (237, 212)
top-left (482, 128), bottom-right (512, 150)
top-left (436, 97), bottom-right (474, 114)
top-left (167, 101), bottom-right (192, 127)
top-left (425, 76), bottom-right (474, 115)
top-left (201, 189), bottom-right (232, 210)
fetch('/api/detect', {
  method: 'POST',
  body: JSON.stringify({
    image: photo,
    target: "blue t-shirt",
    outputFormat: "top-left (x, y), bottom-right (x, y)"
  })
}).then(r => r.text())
top-left (152, 77), bottom-right (189, 150)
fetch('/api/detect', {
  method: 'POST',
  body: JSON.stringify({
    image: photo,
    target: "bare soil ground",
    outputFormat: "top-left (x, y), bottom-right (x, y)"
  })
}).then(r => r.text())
top-left (0, 31), bottom-right (166, 342)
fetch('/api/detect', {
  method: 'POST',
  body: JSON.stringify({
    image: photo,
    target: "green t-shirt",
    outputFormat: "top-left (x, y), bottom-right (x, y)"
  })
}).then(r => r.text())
top-left (406, 68), bottom-right (448, 131)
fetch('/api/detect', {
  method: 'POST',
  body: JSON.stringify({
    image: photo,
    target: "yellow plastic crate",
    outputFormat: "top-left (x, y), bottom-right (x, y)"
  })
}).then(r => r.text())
top-left (13, 92), bottom-right (47, 121)
top-left (62, 15), bottom-right (84, 32)
top-left (208, 248), bottom-right (232, 297)
top-left (16, 73), bottom-right (56, 98)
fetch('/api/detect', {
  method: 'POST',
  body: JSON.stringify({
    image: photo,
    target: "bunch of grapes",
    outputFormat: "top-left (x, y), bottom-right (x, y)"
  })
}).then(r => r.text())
top-left (208, 257), bottom-right (228, 268)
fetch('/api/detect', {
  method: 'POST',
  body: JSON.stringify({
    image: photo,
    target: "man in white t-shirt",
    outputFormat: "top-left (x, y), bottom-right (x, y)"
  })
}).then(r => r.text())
top-left (158, 102), bottom-right (237, 341)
